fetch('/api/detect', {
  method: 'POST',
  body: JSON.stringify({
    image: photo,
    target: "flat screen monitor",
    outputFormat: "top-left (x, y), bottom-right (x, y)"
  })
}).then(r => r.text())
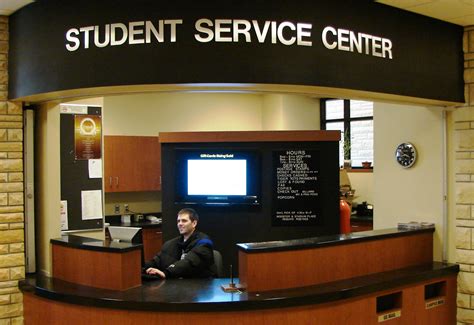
top-left (175, 149), bottom-right (260, 205)
top-left (108, 226), bottom-right (141, 242)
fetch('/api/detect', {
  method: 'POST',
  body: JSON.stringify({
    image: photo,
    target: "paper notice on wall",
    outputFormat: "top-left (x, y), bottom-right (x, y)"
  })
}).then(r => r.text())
top-left (60, 200), bottom-right (68, 230)
top-left (81, 190), bottom-right (103, 220)
top-left (88, 159), bottom-right (102, 178)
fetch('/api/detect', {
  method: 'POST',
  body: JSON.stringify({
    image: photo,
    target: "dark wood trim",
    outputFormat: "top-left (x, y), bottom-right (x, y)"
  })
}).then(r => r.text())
top-left (159, 130), bottom-right (340, 143)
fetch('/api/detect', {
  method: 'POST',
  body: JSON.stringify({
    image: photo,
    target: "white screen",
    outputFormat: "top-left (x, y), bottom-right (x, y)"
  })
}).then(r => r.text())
top-left (188, 159), bottom-right (247, 196)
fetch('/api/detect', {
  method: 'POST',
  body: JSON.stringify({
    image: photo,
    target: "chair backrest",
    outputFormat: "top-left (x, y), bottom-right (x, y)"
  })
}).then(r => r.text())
top-left (212, 250), bottom-right (224, 278)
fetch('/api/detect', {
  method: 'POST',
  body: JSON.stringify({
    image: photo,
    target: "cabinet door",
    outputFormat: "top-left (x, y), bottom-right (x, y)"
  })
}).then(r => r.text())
top-left (142, 228), bottom-right (163, 262)
top-left (104, 136), bottom-right (161, 192)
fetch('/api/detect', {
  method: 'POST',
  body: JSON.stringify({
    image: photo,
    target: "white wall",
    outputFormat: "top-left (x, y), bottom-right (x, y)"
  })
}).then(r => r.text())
top-left (373, 102), bottom-right (445, 261)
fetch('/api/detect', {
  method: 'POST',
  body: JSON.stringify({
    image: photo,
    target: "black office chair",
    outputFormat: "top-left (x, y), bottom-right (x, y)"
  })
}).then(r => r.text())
top-left (212, 250), bottom-right (224, 278)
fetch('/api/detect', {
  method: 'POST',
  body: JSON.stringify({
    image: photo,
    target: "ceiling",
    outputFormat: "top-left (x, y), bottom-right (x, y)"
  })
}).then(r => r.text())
top-left (0, 0), bottom-right (472, 26)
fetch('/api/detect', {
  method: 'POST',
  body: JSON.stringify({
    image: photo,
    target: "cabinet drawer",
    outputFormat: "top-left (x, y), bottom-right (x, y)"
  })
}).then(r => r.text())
top-left (142, 228), bottom-right (163, 262)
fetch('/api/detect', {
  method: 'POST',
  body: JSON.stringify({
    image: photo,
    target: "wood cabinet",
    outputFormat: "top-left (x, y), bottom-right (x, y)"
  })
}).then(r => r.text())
top-left (104, 136), bottom-right (161, 192)
top-left (142, 228), bottom-right (163, 261)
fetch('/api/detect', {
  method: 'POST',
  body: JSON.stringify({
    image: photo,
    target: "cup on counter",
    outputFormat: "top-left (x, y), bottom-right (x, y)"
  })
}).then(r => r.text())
top-left (133, 214), bottom-right (144, 222)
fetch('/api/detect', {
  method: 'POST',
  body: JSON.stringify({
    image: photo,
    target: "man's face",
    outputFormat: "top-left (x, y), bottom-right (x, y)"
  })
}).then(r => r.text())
top-left (177, 213), bottom-right (197, 237)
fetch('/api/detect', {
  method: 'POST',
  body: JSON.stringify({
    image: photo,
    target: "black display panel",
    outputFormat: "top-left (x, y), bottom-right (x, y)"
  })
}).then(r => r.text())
top-left (175, 149), bottom-right (261, 206)
top-left (272, 150), bottom-right (320, 226)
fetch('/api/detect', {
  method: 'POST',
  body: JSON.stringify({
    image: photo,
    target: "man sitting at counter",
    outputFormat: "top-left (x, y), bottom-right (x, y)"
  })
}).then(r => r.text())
top-left (144, 208), bottom-right (216, 278)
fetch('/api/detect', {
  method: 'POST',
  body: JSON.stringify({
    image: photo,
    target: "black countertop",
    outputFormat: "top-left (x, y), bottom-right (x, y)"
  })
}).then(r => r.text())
top-left (237, 227), bottom-right (434, 253)
top-left (51, 235), bottom-right (142, 253)
top-left (20, 262), bottom-right (458, 312)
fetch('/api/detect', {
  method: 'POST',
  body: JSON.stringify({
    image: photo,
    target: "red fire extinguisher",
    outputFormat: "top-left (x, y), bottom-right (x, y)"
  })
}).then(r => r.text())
top-left (340, 197), bottom-right (351, 234)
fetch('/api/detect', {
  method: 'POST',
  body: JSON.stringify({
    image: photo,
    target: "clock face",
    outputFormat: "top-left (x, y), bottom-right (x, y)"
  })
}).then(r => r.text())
top-left (395, 143), bottom-right (417, 168)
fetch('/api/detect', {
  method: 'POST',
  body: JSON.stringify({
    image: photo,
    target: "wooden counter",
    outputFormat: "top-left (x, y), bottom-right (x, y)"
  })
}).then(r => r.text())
top-left (21, 262), bottom-right (458, 324)
top-left (237, 228), bottom-right (434, 292)
top-left (51, 235), bottom-right (142, 291)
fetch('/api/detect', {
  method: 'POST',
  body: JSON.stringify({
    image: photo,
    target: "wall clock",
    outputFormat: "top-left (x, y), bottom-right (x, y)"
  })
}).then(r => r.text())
top-left (395, 142), bottom-right (417, 168)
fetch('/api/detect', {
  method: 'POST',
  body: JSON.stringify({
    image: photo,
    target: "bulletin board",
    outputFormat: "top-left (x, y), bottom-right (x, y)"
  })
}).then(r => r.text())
top-left (60, 106), bottom-right (103, 231)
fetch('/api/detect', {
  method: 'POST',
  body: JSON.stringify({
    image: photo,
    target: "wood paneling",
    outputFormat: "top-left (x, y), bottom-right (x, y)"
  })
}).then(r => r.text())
top-left (52, 244), bottom-right (141, 290)
top-left (142, 228), bottom-right (163, 262)
top-left (23, 275), bottom-right (456, 325)
top-left (239, 232), bottom-right (433, 292)
top-left (104, 136), bottom-right (161, 192)
top-left (159, 130), bottom-right (341, 143)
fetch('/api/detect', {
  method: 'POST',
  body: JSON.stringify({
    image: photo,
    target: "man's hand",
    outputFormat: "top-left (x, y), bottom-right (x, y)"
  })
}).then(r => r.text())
top-left (145, 267), bottom-right (166, 278)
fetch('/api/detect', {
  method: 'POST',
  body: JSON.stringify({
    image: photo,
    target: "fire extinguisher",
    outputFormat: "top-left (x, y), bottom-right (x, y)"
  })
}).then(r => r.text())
top-left (340, 196), bottom-right (351, 234)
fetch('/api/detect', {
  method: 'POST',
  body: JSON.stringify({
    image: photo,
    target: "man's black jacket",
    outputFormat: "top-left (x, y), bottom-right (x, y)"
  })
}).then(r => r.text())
top-left (144, 231), bottom-right (215, 278)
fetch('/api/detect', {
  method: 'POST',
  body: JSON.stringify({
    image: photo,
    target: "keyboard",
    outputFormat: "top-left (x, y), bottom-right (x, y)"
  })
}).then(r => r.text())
top-left (141, 273), bottom-right (163, 281)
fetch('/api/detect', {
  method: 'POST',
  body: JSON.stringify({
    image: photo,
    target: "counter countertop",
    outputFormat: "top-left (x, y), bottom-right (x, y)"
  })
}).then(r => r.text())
top-left (237, 227), bottom-right (434, 253)
top-left (20, 262), bottom-right (458, 312)
top-left (51, 235), bottom-right (142, 253)
top-left (107, 220), bottom-right (162, 228)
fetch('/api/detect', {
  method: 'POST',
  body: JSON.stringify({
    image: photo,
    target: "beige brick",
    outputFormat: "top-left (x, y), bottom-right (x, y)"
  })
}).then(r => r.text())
top-left (458, 219), bottom-right (474, 227)
top-left (7, 174), bottom-right (21, 183)
top-left (0, 153), bottom-right (7, 159)
top-left (10, 293), bottom-right (21, 304)
top-left (0, 318), bottom-right (11, 325)
top-left (0, 303), bottom-right (22, 318)
top-left (0, 213), bottom-right (23, 223)
top-left (0, 129), bottom-right (6, 141)
top-left (457, 227), bottom-right (472, 249)
top-left (0, 123), bottom-right (23, 129)
top-left (0, 91), bottom-right (6, 101)
top-left (6, 103), bottom-right (21, 116)
top-left (458, 307), bottom-right (474, 323)
top-left (0, 254), bottom-right (24, 268)
top-left (458, 249), bottom-right (474, 266)
top-left (458, 292), bottom-right (471, 308)
top-left (459, 272), bottom-right (474, 294)
top-left (456, 159), bottom-right (474, 174)
top-left (0, 269), bottom-right (8, 281)
top-left (0, 183), bottom-right (22, 193)
top-left (8, 193), bottom-right (22, 206)
top-left (10, 267), bottom-right (24, 280)
top-left (8, 244), bottom-right (22, 254)
top-left (0, 245), bottom-right (7, 254)
top-left (456, 122), bottom-right (471, 130)
top-left (0, 207), bottom-right (24, 214)
top-left (456, 129), bottom-right (474, 151)
top-left (0, 116), bottom-right (21, 123)
top-left (0, 193), bottom-right (8, 206)
top-left (7, 152), bottom-right (22, 159)
top-left (457, 152), bottom-right (471, 159)
top-left (470, 83), bottom-right (474, 107)
top-left (6, 130), bottom-right (22, 142)
top-left (0, 160), bottom-right (22, 172)
top-left (454, 105), bottom-right (474, 122)
top-left (8, 223), bottom-right (23, 230)
top-left (0, 174), bottom-right (7, 183)
top-left (0, 224), bottom-right (7, 231)
top-left (11, 316), bottom-right (23, 325)
top-left (0, 230), bottom-right (23, 244)
top-left (0, 294), bottom-right (9, 305)
top-left (457, 183), bottom-right (474, 204)
top-left (0, 287), bottom-right (18, 295)
top-left (457, 205), bottom-right (472, 219)
top-left (0, 143), bottom-right (22, 152)
top-left (457, 174), bottom-right (471, 182)
top-left (466, 68), bottom-right (474, 84)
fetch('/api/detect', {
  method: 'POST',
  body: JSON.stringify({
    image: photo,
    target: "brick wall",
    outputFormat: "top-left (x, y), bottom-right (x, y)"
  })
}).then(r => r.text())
top-left (0, 15), bottom-right (24, 324)
top-left (455, 25), bottom-right (474, 324)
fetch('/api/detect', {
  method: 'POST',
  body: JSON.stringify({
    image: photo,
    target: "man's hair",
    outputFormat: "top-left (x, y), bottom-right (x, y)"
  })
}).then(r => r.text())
top-left (178, 208), bottom-right (199, 222)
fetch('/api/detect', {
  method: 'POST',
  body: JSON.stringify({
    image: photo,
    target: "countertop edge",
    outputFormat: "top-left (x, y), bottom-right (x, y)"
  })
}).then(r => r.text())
top-left (20, 262), bottom-right (459, 313)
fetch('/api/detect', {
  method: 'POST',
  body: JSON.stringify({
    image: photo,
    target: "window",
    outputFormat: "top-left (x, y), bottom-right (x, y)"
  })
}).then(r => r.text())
top-left (320, 99), bottom-right (373, 168)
